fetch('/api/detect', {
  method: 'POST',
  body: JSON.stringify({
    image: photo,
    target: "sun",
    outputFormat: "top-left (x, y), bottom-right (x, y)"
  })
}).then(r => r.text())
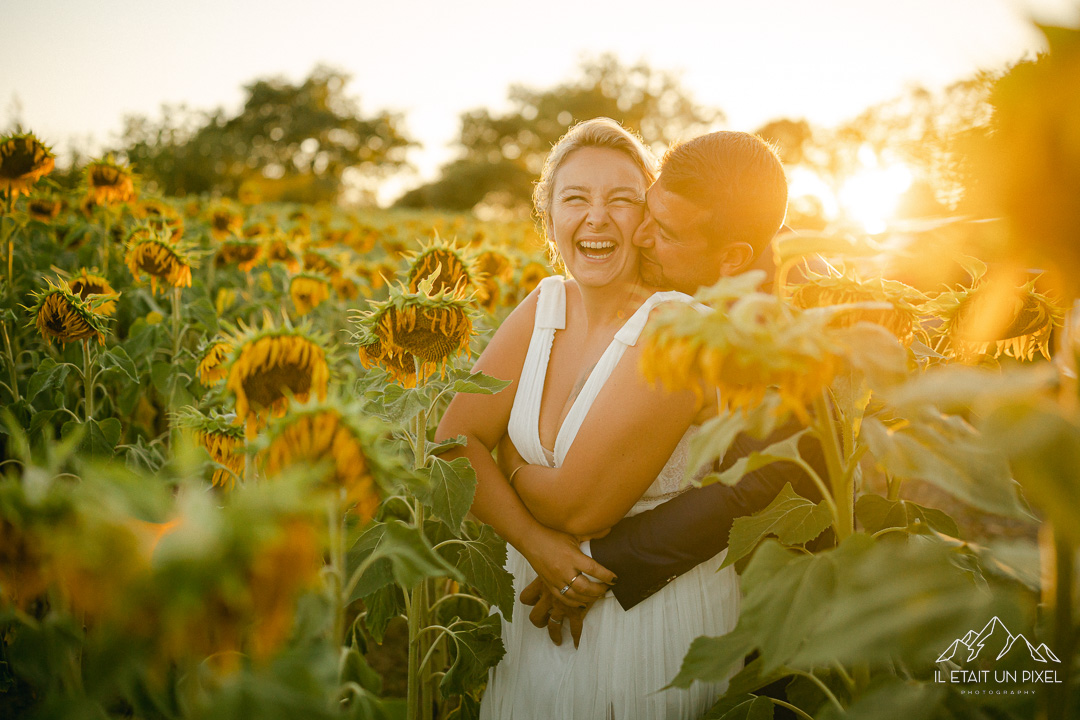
top-left (837, 146), bottom-right (914, 234)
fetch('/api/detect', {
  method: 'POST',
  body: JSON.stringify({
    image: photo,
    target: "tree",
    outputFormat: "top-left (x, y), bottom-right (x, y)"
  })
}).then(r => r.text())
top-left (117, 65), bottom-right (414, 203)
top-left (396, 55), bottom-right (724, 211)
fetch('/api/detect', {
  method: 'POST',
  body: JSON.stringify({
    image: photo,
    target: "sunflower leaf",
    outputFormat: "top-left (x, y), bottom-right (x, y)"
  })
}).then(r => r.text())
top-left (722, 482), bottom-right (832, 569)
top-left (421, 456), bottom-right (477, 534)
top-left (711, 429), bottom-right (809, 488)
top-left (440, 523), bottom-right (514, 618)
top-left (438, 615), bottom-right (505, 698)
top-left (101, 346), bottom-right (139, 383)
top-left (26, 358), bottom-right (71, 403)
top-left (447, 370), bottom-right (511, 396)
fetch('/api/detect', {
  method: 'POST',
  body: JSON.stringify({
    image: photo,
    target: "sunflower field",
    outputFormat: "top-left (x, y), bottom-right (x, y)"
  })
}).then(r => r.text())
top-left (3, 21), bottom-right (1080, 720)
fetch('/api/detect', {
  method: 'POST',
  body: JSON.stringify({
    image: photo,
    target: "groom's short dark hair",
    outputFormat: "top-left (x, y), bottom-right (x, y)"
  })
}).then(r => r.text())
top-left (659, 132), bottom-right (787, 257)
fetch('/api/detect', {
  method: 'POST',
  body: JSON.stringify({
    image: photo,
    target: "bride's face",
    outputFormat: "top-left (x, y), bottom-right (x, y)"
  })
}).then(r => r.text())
top-left (550, 147), bottom-right (647, 289)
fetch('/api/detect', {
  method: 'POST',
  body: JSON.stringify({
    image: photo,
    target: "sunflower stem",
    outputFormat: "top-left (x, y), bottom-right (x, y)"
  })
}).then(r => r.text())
top-left (82, 340), bottom-right (94, 421)
top-left (329, 492), bottom-right (347, 652)
top-left (814, 391), bottom-right (851, 541)
top-left (1, 318), bottom-right (19, 403)
top-left (100, 206), bottom-right (113, 278)
top-left (4, 192), bottom-right (14, 298)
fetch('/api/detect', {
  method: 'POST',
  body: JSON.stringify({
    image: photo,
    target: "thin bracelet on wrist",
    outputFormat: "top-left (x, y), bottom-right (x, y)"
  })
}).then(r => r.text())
top-left (508, 465), bottom-right (525, 487)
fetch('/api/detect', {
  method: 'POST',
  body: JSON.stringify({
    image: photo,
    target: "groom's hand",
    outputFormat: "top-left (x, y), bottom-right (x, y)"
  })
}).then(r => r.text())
top-left (521, 579), bottom-right (591, 648)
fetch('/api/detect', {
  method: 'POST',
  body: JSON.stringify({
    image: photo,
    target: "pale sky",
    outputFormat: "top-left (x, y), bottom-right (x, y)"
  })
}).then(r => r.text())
top-left (4, 0), bottom-right (1078, 204)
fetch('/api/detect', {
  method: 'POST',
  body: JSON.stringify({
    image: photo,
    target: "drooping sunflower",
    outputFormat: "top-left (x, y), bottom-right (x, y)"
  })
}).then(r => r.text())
top-left (197, 340), bottom-right (233, 385)
top-left (302, 248), bottom-right (342, 279)
top-left (68, 268), bottom-right (119, 316)
top-left (356, 334), bottom-right (419, 387)
top-left (790, 270), bottom-right (928, 346)
top-left (243, 221), bottom-right (271, 239)
top-left (641, 272), bottom-right (844, 423)
top-left (85, 156), bottom-right (136, 205)
top-left (225, 314), bottom-right (331, 438)
top-left (261, 401), bottom-right (384, 520)
top-left (351, 278), bottom-right (476, 384)
top-left (0, 133), bottom-right (55, 199)
top-left (125, 226), bottom-right (194, 295)
top-left (27, 195), bottom-right (62, 222)
top-left (519, 261), bottom-right (550, 296)
top-left (207, 203), bottom-right (244, 241)
top-left (289, 273), bottom-right (331, 316)
top-left (932, 277), bottom-right (1064, 362)
top-left (175, 408), bottom-right (246, 489)
top-left (133, 199), bottom-right (184, 242)
top-left (25, 278), bottom-right (110, 346)
top-left (474, 248), bottom-right (514, 311)
top-left (214, 238), bottom-right (264, 272)
top-left (404, 237), bottom-right (480, 296)
top-left (331, 273), bottom-right (360, 301)
top-left (263, 232), bottom-right (300, 271)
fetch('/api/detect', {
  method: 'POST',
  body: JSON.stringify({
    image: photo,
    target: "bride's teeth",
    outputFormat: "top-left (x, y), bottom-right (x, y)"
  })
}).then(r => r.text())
top-left (580, 241), bottom-right (614, 249)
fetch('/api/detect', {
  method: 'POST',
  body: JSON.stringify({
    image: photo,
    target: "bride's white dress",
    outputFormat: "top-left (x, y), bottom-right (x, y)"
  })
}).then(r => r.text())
top-left (479, 276), bottom-right (741, 720)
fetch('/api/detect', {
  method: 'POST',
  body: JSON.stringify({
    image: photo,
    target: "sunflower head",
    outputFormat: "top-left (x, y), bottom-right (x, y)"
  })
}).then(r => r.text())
top-left (404, 236), bottom-right (479, 296)
top-left (207, 203), bottom-right (244, 241)
top-left (125, 226), bottom-right (195, 295)
top-left (28, 194), bottom-right (63, 222)
top-left (243, 221), bottom-right (271, 239)
top-left (197, 339), bottom-right (234, 385)
top-left (85, 156), bottom-right (136, 205)
top-left (932, 275), bottom-right (1064, 362)
top-left (262, 232), bottom-right (299, 271)
top-left (0, 133), bottom-right (55, 200)
top-left (641, 272), bottom-right (844, 423)
top-left (68, 268), bottom-right (119, 316)
top-left (302, 249), bottom-right (342, 279)
top-left (214, 238), bottom-right (264, 272)
top-left (351, 277), bottom-right (476, 384)
top-left (25, 277), bottom-right (110, 346)
top-left (790, 270), bottom-right (927, 346)
top-left (261, 399), bottom-right (387, 520)
top-left (134, 199), bottom-right (184, 242)
top-left (174, 407), bottom-right (246, 489)
top-left (289, 273), bottom-right (331, 316)
top-left (518, 261), bottom-right (550, 296)
top-left (224, 313), bottom-right (331, 438)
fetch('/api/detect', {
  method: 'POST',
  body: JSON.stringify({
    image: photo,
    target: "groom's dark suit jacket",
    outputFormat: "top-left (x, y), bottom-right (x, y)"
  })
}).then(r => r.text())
top-left (591, 423), bottom-right (828, 610)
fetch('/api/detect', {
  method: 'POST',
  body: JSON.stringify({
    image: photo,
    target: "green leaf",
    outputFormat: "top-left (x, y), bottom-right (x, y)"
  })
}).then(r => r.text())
top-left (439, 615), bottom-right (505, 698)
top-left (854, 494), bottom-right (960, 538)
top-left (376, 384), bottom-right (430, 425)
top-left (26, 358), bottom-right (71, 403)
top-left (704, 695), bottom-right (774, 720)
top-left (884, 364), bottom-right (1055, 417)
top-left (428, 434), bottom-right (467, 456)
top-left (722, 655), bottom-right (796, 699)
top-left (100, 346), bottom-right (139, 383)
top-left (446, 370), bottom-right (511, 396)
top-left (188, 296), bottom-right (219, 336)
top-left (369, 520), bottom-right (462, 590)
top-left (685, 411), bottom-right (746, 484)
top-left (360, 584), bottom-right (404, 645)
top-left (862, 415), bottom-right (1025, 518)
top-left (150, 361), bottom-right (174, 394)
top-left (974, 538), bottom-right (1041, 592)
top-left (670, 628), bottom-right (757, 689)
top-left (421, 456), bottom-right (477, 533)
top-left (443, 524), bottom-right (514, 618)
top-left (980, 399), bottom-right (1080, 546)
top-left (723, 482), bottom-right (832, 569)
top-left (61, 419), bottom-right (119, 457)
top-left (833, 322), bottom-right (908, 389)
top-left (340, 644), bottom-right (382, 695)
top-left (712, 429), bottom-right (809, 487)
top-left (816, 678), bottom-right (945, 720)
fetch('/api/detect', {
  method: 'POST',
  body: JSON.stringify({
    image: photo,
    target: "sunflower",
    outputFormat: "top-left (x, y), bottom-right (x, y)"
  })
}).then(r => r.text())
top-left (641, 272), bottom-right (844, 423)
top-left (790, 270), bottom-right (928, 345)
top-left (197, 340), bottom-right (233, 385)
top-left (133, 199), bottom-right (184, 241)
top-left (25, 278), bottom-right (110, 346)
top-left (475, 248), bottom-right (513, 311)
top-left (175, 408), bottom-right (246, 488)
top-left (214, 238), bottom-right (264, 272)
top-left (519, 261), bottom-right (550, 296)
top-left (207, 204), bottom-right (243, 241)
top-left (404, 237), bottom-right (479, 295)
top-left (85, 156), bottom-right (136, 205)
top-left (302, 248), bottom-right (341, 279)
top-left (318, 226), bottom-right (359, 248)
top-left (933, 277), bottom-right (1063, 362)
top-left (243, 221), bottom-right (271, 239)
top-left (28, 195), bottom-right (62, 222)
top-left (125, 227), bottom-right (194, 295)
top-left (263, 233), bottom-right (300, 271)
top-left (351, 278), bottom-right (476, 383)
top-left (0, 133), bottom-right (55, 199)
top-left (262, 403), bottom-right (383, 520)
top-left (68, 268), bottom-right (119, 316)
top-left (289, 273), bottom-right (331, 316)
top-left (331, 273), bottom-right (360, 301)
top-left (225, 314), bottom-right (331, 438)
top-left (356, 334), bottom-right (419, 387)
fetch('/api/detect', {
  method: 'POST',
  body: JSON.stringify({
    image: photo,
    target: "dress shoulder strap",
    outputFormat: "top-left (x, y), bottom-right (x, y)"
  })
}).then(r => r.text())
top-left (533, 275), bottom-right (566, 330)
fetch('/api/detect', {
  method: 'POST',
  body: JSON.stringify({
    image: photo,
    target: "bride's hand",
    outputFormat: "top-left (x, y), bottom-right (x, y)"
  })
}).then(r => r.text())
top-left (518, 524), bottom-right (615, 607)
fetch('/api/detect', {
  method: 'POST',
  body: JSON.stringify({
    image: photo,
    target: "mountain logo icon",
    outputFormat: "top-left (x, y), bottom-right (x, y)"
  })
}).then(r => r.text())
top-left (936, 616), bottom-right (1060, 664)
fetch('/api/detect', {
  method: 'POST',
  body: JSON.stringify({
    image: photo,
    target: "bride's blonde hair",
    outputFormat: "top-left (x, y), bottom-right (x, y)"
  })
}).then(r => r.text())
top-left (533, 118), bottom-right (657, 269)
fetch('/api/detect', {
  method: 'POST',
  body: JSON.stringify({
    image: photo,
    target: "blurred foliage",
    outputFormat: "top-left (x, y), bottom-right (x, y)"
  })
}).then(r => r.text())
top-left (395, 54), bottom-right (723, 211)
top-left (114, 65), bottom-right (414, 204)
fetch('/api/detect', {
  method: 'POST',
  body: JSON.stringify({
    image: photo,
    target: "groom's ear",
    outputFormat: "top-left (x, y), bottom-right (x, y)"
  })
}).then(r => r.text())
top-left (716, 242), bottom-right (754, 276)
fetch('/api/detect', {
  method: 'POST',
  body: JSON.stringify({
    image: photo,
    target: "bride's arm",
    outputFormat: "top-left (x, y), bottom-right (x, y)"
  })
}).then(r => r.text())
top-left (512, 341), bottom-right (702, 537)
top-left (434, 290), bottom-right (615, 602)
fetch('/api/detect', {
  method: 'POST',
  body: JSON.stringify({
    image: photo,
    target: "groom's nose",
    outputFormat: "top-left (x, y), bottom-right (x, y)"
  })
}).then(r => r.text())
top-left (633, 213), bottom-right (656, 248)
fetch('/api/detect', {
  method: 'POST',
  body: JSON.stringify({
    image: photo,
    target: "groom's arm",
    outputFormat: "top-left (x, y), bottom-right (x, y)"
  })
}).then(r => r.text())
top-left (590, 423), bottom-right (827, 611)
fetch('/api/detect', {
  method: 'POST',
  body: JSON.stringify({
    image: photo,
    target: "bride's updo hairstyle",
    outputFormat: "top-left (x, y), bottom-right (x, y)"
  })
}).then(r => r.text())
top-left (533, 117), bottom-right (657, 269)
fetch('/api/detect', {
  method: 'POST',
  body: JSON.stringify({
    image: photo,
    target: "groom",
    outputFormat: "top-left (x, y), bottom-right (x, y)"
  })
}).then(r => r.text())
top-left (519, 130), bottom-right (827, 642)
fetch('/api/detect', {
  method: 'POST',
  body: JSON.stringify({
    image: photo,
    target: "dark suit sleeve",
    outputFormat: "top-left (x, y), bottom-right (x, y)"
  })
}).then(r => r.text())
top-left (590, 425), bottom-right (826, 611)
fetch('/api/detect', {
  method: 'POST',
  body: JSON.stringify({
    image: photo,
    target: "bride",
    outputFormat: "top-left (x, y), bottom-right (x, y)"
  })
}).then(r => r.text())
top-left (435, 117), bottom-right (739, 718)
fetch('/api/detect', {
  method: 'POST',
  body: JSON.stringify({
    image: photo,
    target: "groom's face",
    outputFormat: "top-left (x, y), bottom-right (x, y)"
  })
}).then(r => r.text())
top-left (633, 182), bottom-right (726, 294)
